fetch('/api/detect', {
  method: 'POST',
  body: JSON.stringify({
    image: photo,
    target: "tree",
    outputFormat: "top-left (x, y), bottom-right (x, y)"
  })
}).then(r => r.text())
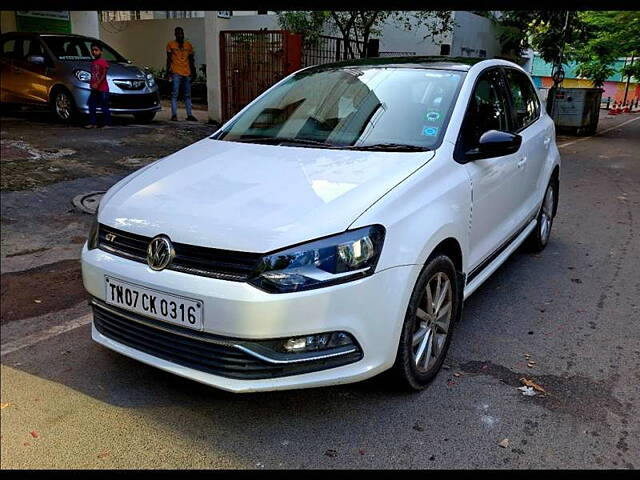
top-left (276, 11), bottom-right (330, 46)
top-left (493, 11), bottom-right (586, 64)
top-left (572, 11), bottom-right (640, 88)
top-left (278, 10), bottom-right (455, 59)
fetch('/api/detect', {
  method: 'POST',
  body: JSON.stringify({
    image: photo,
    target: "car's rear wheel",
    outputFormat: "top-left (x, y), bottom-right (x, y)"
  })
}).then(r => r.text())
top-left (50, 88), bottom-right (76, 123)
top-left (391, 254), bottom-right (462, 390)
top-left (133, 112), bottom-right (156, 123)
top-left (523, 179), bottom-right (557, 252)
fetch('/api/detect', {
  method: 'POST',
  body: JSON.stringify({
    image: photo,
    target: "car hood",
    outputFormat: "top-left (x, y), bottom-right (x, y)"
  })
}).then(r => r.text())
top-left (63, 60), bottom-right (146, 79)
top-left (99, 139), bottom-right (434, 252)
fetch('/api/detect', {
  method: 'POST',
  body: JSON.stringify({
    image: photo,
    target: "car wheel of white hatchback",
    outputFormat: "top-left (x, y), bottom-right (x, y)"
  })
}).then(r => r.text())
top-left (392, 254), bottom-right (462, 390)
top-left (524, 179), bottom-right (557, 252)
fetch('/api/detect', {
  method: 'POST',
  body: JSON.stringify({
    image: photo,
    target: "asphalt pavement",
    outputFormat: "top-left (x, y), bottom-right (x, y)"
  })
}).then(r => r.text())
top-left (1, 112), bottom-right (639, 469)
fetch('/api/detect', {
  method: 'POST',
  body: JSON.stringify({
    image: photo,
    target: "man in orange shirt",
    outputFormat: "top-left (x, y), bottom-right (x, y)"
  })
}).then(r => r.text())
top-left (166, 27), bottom-right (198, 121)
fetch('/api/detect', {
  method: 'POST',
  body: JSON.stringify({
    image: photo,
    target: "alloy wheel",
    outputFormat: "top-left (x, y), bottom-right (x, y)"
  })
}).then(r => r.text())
top-left (412, 271), bottom-right (453, 372)
top-left (540, 185), bottom-right (554, 245)
top-left (55, 92), bottom-right (72, 120)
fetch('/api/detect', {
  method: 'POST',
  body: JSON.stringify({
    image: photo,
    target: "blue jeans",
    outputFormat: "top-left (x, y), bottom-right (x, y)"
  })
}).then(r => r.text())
top-left (171, 73), bottom-right (193, 117)
top-left (88, 90), bottom-right (110, 126)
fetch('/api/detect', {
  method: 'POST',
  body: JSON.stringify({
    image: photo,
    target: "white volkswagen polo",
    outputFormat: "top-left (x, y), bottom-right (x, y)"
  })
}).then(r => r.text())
top-left (82, 57), bottom-right (560, 392)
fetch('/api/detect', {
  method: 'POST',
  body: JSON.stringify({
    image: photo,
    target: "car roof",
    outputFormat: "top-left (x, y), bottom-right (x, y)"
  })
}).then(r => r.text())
top-left (0, 31), bottom-right (98, 40)
top-left (301, 56), bottom-right (498, 73)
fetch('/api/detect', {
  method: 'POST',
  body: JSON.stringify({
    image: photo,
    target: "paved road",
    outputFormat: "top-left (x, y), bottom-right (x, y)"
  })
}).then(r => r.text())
top-left (1, 114), bottom-right (639, 469)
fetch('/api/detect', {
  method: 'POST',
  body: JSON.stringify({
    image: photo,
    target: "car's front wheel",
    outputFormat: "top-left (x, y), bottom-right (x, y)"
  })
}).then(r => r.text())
top-left (391, 254), bottom-right (462, 390)
top-left (50, 88), bottom-right (76, 123)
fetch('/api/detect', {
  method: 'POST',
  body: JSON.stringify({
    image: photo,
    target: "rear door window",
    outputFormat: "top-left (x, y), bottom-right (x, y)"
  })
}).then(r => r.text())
top-left (503, 68), bottom-right (541, 130)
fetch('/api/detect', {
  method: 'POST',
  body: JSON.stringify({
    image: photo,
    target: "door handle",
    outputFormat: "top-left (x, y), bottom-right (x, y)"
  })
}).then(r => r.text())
top-left (543, 137), bottom-right (551, 147)
top-left (517, 156), bottom-right (527, 168)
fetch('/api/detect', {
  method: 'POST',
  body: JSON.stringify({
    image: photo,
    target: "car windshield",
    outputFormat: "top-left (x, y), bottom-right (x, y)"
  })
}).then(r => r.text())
top-left (42, 36), bottom-right (127, 62)
top-left (215, 66), bottom-right (465, 150)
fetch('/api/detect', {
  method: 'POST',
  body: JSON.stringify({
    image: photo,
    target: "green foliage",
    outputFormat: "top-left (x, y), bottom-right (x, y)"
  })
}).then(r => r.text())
top-left (494, 11), bottom-right (639, 86)
top-left (572, 11), bottom-right (640, 85)
top-left (575, 60), bottom-right (615, 87)
top-left (276, 11), bottom-right (330, 45)
top-left (494, 11), bottom-right (586, 64)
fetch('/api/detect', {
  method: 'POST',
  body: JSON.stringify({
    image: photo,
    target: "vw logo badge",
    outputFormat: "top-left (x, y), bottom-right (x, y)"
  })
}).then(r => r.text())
top-left (147, 235), bottom-right (175, 271)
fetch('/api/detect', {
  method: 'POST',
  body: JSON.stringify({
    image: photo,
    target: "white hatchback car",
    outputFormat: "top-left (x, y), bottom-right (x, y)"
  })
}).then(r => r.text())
top-left (82, 57), bottom-right (560, 392)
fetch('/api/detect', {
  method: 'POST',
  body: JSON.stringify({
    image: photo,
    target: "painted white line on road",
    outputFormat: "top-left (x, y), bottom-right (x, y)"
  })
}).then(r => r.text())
top-left (1, 314), bottom-right (91, 357)
top-left (558, 115), bottom-right (640, 149)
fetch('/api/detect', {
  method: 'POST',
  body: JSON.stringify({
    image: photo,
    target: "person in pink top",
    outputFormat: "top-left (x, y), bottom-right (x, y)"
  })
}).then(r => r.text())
top-left (85, 42), bottom-right (111, 128)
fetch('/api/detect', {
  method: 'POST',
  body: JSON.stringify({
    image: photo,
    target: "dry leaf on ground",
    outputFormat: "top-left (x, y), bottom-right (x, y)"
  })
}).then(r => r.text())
top-left (519, 377), bottom-right (547, 394)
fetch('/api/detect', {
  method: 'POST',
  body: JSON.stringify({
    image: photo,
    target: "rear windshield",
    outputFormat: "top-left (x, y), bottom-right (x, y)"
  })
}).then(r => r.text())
top-left (216, 67), bottom-right (465, 150)
top-left (42, 36), bottom-right (127, 62)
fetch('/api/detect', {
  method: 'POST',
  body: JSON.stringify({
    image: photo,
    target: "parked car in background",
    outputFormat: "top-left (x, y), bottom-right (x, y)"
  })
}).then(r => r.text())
top-left (0, 32), bottom-right (160, 123)
top-left (82, 57), bottom-right (560, 392)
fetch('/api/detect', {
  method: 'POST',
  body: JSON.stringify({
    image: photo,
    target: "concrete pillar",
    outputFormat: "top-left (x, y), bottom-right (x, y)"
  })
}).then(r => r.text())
top-left (70, 11), bottom-right (100, 38)
top-left (204, 12), bottom-right (230, 124)
top-left (1, 11), bottom-right (17, 34)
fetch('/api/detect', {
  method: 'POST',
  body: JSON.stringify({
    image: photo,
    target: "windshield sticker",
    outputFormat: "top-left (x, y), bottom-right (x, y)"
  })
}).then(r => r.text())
top-left (59, 56), bottom-right (92, 60)
top-left (425, 111), bottom-right (441, 122)
top-left (422, 126), bottom-right (439, 136)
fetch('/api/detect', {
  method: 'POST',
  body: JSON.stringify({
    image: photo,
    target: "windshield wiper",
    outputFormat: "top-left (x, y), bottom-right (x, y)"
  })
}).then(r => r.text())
top-left (340, 143), bottom-right (431, 152)
top-left (226, 137), bottom-right (430, 152)
top-left (231, 136), bottom-right (334, 148)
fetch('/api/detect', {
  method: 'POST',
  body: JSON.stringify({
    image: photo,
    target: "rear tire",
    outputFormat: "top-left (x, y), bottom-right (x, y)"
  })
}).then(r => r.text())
top-left (50, 88), bottom-right (76, 123)
top-left (391, 254), bottom-right (462, 391)
top-left (523, 179), bottom-right (557, 252)
top-left (133, 112), bottom-right (156, 123)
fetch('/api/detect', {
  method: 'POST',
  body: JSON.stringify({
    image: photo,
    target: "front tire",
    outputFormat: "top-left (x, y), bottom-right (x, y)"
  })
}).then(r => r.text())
top-left (523, 179), bottom-right (557, 252)
top-left (50, 88), bottom-right (76, 123)
top-left (391, 254), bottom-right (462, 390)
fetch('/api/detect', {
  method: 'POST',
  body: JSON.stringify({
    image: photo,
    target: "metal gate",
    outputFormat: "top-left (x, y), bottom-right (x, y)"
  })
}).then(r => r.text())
top-left (220, 30), bottom-right (301, 121)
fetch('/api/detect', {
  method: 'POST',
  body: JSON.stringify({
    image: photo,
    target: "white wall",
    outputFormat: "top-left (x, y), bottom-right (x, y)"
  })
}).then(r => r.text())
top-left (99, 17), bottom-right (206, 71)
top-left (375, 14), bottom-right (453, 56)
top-left (70, 11), bottom-right (100, 38)
top-left (226, 13), bottom-right (278, 30)
top-left (450, 12), bottom-right (501, 58)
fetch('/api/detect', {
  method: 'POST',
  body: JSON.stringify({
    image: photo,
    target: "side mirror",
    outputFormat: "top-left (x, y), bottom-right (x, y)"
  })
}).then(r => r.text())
top-left (466, 130), bottom-right (522, 159)
top-left (27, 55), bottom-right (45, 65)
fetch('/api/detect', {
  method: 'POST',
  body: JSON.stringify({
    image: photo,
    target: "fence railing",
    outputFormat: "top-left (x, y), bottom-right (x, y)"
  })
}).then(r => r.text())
top-left (302, 35), bottom-right (367, 67)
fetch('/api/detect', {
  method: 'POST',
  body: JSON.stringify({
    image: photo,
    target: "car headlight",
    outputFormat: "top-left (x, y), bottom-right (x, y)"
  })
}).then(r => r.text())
top-left (74, 69), bottom-right (91, 83)
top-left (146, 72), bottom-right (155, 88)
top-left (87, 215), bottom-right (99, 250)
top-left (248, 225), bottom-right (385, 293)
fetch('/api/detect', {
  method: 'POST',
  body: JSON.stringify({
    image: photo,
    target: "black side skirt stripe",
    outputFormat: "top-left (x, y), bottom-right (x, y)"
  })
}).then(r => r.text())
top-left (467, 217), bottom-right (535, 284)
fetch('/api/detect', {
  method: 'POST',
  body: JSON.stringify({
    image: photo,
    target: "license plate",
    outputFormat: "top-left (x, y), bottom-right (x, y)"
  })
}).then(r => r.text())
top-left (104, 276), bottom-right (203, 330)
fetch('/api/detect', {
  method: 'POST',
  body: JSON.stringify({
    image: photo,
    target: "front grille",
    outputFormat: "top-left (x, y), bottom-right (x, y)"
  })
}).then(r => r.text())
top-left (108, 92), bottom-right (159, 109)
top-left (113, 79), bottom-right (146, 90)
top-left (92, 300), bottom-right (362, 380)
top-left (98, 224), bottom-right (262, 281)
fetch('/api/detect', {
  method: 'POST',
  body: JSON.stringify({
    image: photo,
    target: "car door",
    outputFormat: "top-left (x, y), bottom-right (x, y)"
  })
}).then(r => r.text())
top-left (0, 36), bottom-right (20, 103)
top-left (503, 67), bottom-right (548, 221)
top-left (12, 36), bottom-right (52, 105)
top-left (456, 68), bottom-right (524, 274)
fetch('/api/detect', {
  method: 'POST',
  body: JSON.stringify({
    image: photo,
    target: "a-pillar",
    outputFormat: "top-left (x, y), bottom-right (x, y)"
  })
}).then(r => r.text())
top-left (204, 11), bottom-right (230, 125)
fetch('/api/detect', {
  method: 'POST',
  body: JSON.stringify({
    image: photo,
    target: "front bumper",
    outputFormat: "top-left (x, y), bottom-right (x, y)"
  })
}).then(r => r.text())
top-left (81, 244), bottom-right (419, 392)
top-left (71, 86), bottom-right (161, 114)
